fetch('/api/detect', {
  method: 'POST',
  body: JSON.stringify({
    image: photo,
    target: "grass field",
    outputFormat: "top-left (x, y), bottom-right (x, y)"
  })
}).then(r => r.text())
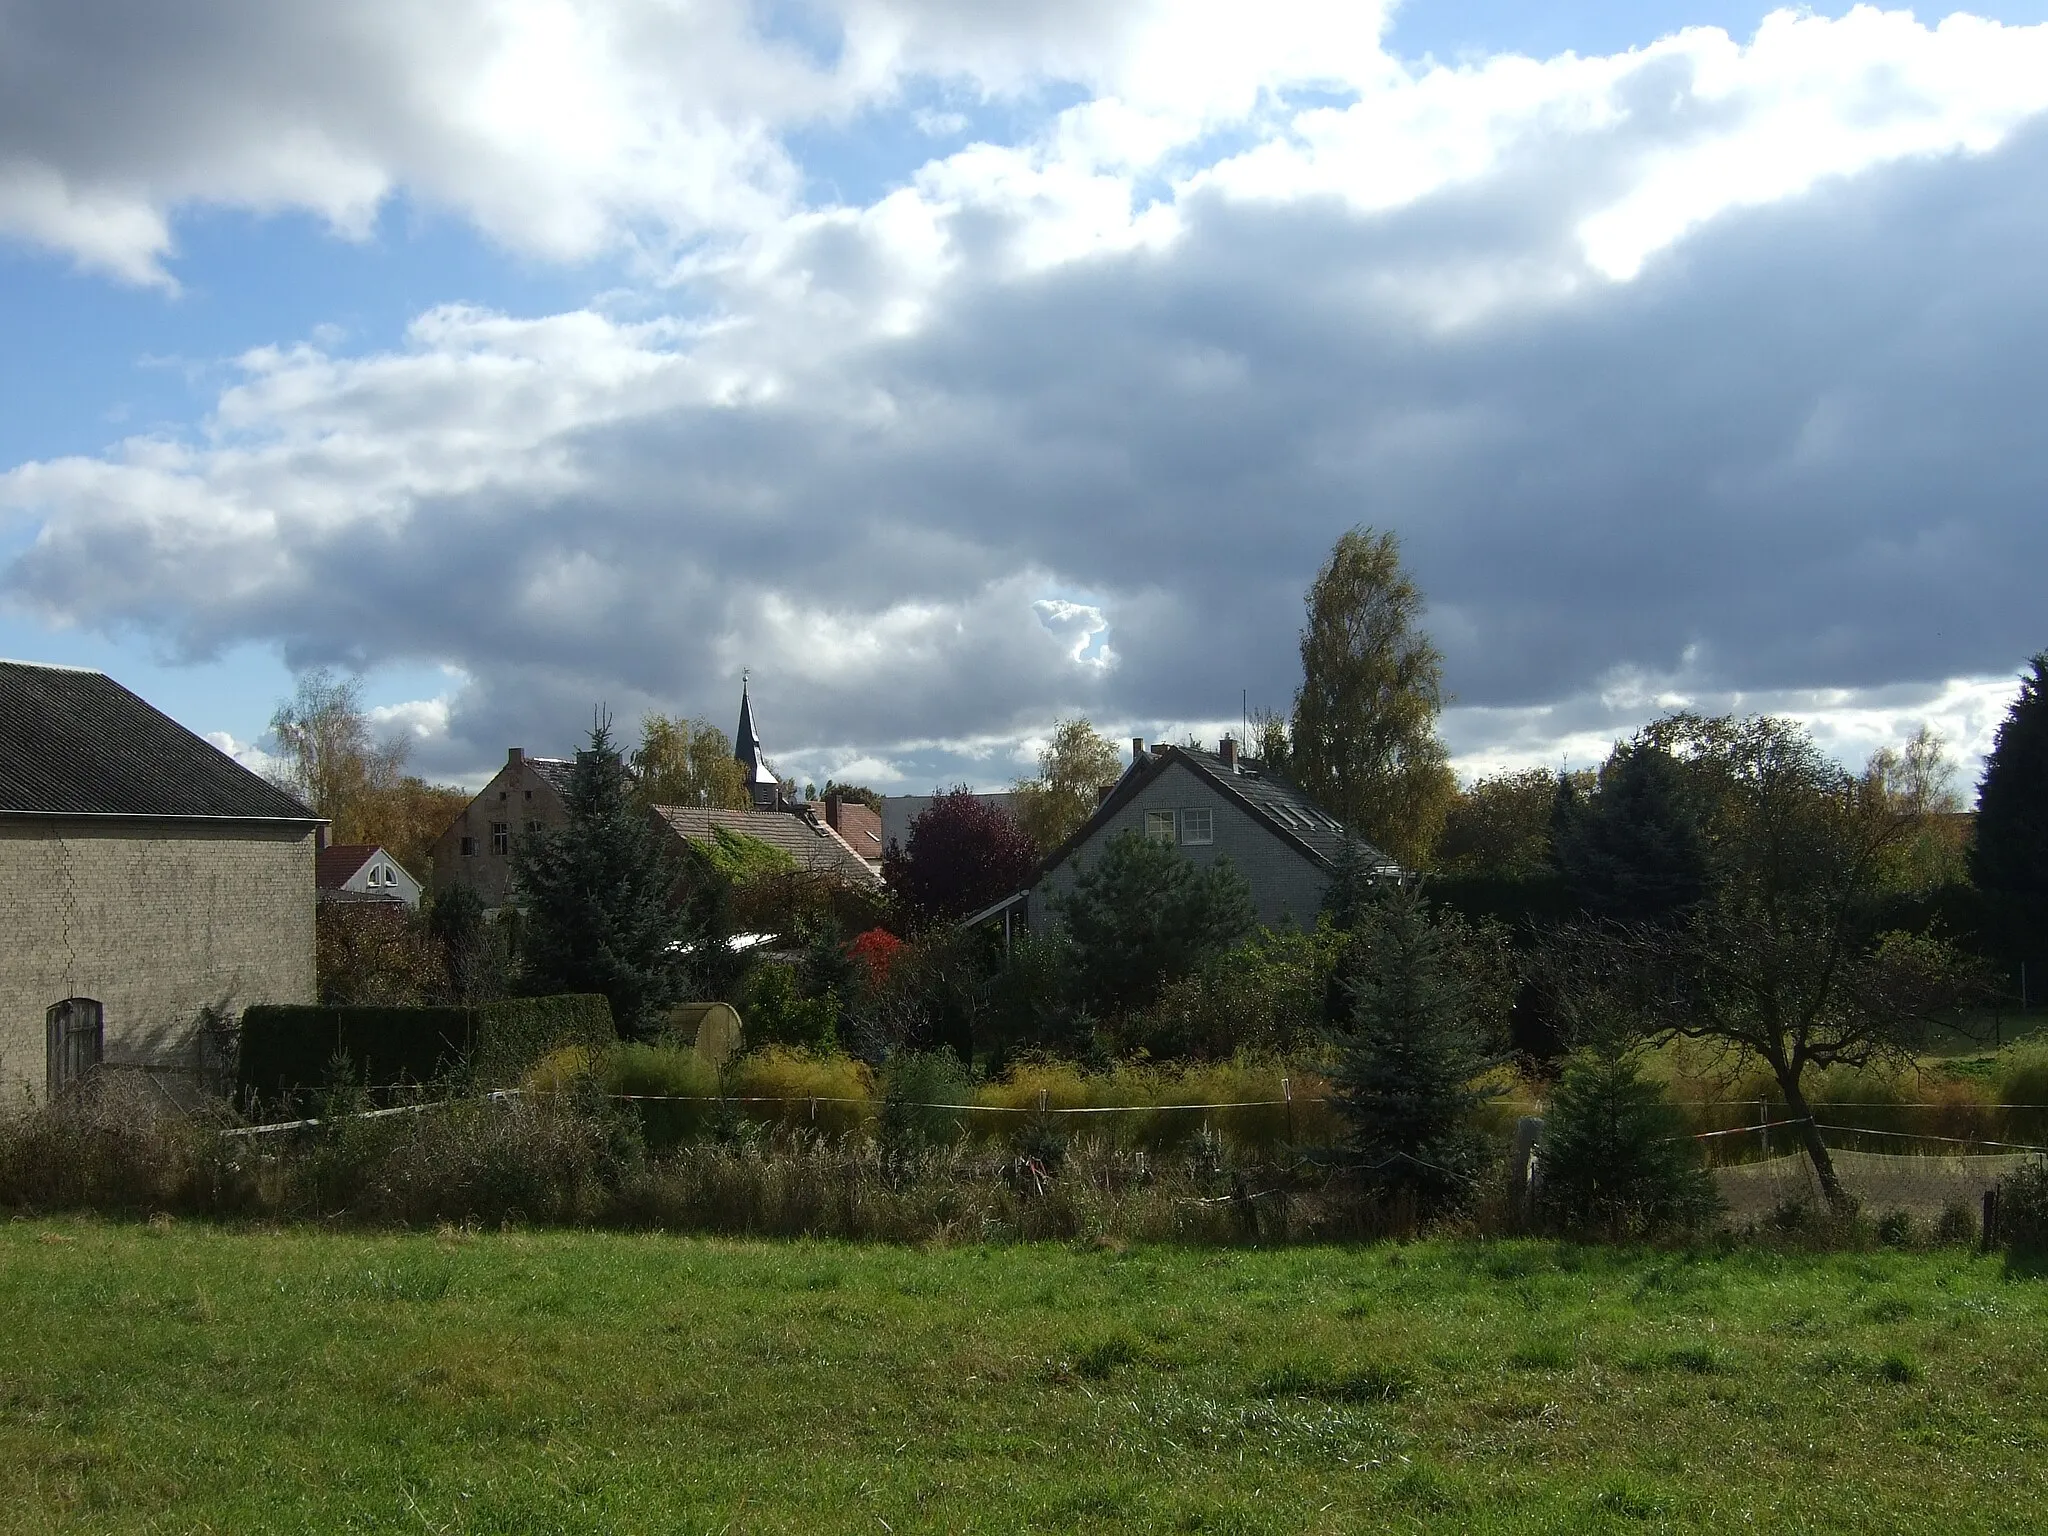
top-left (3, 1223), bottom-right (2045, 1533)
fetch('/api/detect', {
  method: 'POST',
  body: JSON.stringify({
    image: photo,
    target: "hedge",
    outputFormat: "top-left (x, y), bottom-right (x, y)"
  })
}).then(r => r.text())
top-left (237, 994), bottom-right (617, 1109)
top-left (471, 995), bottom-right (617, 1089)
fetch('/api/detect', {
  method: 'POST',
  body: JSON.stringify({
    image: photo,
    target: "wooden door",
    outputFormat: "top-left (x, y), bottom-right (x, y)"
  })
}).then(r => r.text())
top-left (45, 997), bottom-right (104, 1100)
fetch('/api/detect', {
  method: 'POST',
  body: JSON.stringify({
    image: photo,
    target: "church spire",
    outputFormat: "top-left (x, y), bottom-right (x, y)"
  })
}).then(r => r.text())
top-left (734, 671), bottom-right (783, 809)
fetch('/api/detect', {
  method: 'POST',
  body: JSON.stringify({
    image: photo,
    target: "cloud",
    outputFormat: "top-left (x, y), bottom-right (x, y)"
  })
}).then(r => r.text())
top-left (4, 7), bottom-right (2048, 791)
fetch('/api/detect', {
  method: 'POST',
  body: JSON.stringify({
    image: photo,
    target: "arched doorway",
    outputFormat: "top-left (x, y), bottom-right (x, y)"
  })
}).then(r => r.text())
top-left (46, 998), bottom-right (104, 1101)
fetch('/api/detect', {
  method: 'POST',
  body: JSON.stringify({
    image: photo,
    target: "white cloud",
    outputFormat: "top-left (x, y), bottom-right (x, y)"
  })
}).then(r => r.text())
top-left (6, 6), bottom-right (2048, 788)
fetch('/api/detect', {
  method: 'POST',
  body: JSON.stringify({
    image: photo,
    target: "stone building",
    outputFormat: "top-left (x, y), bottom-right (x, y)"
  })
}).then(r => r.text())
top-left (0, 660), bottom-right (323, 1104)
top-left (428, 747), bottom-right (577, 909)
top-left (977, 737), bottom-right (1399, 934)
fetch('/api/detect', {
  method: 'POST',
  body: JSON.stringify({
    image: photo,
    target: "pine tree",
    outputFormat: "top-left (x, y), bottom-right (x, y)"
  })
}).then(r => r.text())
top-left (1324, 881), bottom-right (1501, 1221)
top-left (1057, 829), bottom-right (1257, 1015)
top-left (1973, 654), bottom-right (2048, 900)
top-left (513, 715), bottom-right (687, 1037)
top-left (1535, 1048), bottom-right (1719, 1237)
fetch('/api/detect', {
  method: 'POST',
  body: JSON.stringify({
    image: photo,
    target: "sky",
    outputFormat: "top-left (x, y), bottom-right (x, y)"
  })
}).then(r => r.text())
top-left (4, 1), bottom-right (2047, 799)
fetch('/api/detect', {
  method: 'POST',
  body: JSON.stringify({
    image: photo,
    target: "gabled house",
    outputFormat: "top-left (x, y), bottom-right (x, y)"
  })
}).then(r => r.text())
top-left (0, 660), bottom-right (323, 1103)
top-left (316, 843), bottom-right (423, 908)
top-left (429, 747), bottom-right (577, 910)
top-left (980, 736), bottom-right (1399, 934)
top-left (652, 805), bottom-right (881, 886)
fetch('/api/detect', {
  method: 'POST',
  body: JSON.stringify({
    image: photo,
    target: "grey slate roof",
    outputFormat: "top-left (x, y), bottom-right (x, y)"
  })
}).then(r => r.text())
top-left (1041, 744), bottom-right (1398, 879)
top-left (526, 757), bottom-right (577, 796)
top-left (651, 805), bottom-right (881, 885)
top-left (0, 660), bottom-right (320, 822)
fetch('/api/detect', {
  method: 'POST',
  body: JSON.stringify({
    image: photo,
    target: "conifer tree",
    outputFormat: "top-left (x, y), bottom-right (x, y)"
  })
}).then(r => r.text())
top-left (1057, 829), bottom-right (1256, 1015)
top-left (514, 715), bottom-right (687, 1036)
top-left (1536, 1048), bottom-right (1719, 1236)
top-left (1324, 881), bottom-right (1502, 1220)
top-left (1973, 654), bottom-right (2048, 900)
top-left (1552, 738), bottom-right (1709, 924)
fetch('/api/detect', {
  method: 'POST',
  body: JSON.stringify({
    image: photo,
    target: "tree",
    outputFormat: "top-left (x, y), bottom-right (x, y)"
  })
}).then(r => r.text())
top-left (883, 788), bottom-right (1039, 926)
top-left (1618, 713), bottom-right (1987, 1211)
top-left (1536, 1047), bottom-right (1719, 1237)
top-left (315, 901), bottom-right (442, 1006)
top-left (631, 714), bottom-right (750, 810)
top-left (1014, 717), bottom-right (1124, 852)
top-left (1552, 740), bottom-right (1709, 925)
top-left (1972, 655), bottom-right (2048, 900)
top-left (426, 883), bottom-right (505, 1004)
top-left (1865, 725), bottom-right (1969, 894)
top-left (1436, 767), bottom-right (1558, 879)
top-left (1055, 829), bottom-right (1256, 1016)
top-left (513, 715), bottom-right (688, 1037)
top-left (823, 780), bottom-right (883, 812)
top-left (1290, 528), bottom-right (1457, 869)
top-left (1323, 881), bottom-right (1505, 1222)
top-left (268, 668), bottom-right (468, 880)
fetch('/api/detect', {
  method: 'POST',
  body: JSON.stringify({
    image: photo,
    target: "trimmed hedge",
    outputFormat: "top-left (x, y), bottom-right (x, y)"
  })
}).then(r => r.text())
top-left (237, 994), bottom-right (617, 1109)
top-left (472, 995), bottom-right (617, 1089)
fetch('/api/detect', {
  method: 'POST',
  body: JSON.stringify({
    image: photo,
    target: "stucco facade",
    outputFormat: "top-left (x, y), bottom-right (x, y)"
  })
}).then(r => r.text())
top-left (1035, 757), bottom-right (1332, 930)
top-left (0, 817), bottom-right (318, 1103)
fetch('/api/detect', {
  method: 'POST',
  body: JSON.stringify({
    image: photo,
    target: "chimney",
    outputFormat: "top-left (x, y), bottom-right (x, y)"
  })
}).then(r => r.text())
top-left (1220, 734), bottom-right (1238, 772)
top-left (507, 746), bottom-right (525, 766)
top-left (1132, 737), bottom-right (1146, 765)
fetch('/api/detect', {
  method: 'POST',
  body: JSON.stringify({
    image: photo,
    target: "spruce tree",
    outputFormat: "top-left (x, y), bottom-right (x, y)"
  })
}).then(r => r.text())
top-left (1324, 881), bottom-right (1501, 1221)
top-left (1552, 739), bottom-right (1709, 924)
top-left (1973, 654), bottom-right (2048, 900)
top-left (1535, 1048), bottom-right (1719, 1237)
top-left (513, 715), bottom-right (687, 1037)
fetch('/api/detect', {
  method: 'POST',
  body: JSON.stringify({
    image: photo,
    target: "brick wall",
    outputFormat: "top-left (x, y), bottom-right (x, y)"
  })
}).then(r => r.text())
top-left (1034, 759), bottom-right (1329, 929)
top-left (0, 817), bottom-right (317, 1104)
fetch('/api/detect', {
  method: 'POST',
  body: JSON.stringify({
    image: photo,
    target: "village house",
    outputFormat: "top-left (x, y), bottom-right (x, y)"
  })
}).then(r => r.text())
top-left (975, 736), bottom-right (1398, 935)
top-left (431, 683), bottom-right (880, 909)
top-left (0, 660), bottom-right (323, 1104)
top-left (315, 843), bottom-right (423, 908)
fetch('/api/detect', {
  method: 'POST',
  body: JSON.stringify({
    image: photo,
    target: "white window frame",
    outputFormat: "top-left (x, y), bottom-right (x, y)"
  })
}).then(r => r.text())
top-left (1144, 809), bottom-right (1176, 843)
top-left (1181, 807), bottom-right (1214, 845)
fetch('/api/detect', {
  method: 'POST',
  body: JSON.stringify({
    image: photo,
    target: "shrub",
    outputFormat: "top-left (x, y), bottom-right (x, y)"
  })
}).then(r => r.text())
top-left (602, 1044), bottom-right (720, 1151)
top-left (879, 1051), bottom-right (975, 1149)
top-left (741, 965), bottom-right (839, 1052)
top-left (1996, 1046), bottom-right (2048, 1146)
top-left (1537, 1048), bottom-right (1721, 1238)
top-left (726, 1048), bottom-right (874, 1137)
top-left (1993, 1158), bottom-right (2048, 1255)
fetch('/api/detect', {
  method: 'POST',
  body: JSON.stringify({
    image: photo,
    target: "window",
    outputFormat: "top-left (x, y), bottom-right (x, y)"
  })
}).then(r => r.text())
top-left (525, 819), bottom-right (543, 836)
top-left (524, 789), bottom-right (532, 800)
top-left (460, 836), bottom-right (478, 857)
top-left (1181, 808), bottom-right (1214, 845)
top-left (1145, 809), bottom-right (1176, 842)
top-left (491, 822), bottom-right (510, 855)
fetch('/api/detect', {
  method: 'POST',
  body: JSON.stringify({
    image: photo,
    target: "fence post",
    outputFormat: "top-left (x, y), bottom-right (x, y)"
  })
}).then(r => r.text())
top-left (1983, 1186), bottom-right (2000, 1253)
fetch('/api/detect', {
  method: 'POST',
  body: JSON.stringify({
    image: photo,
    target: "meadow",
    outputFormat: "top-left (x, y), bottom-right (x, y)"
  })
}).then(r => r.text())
top-left (4, 1221), bottom-right (2045, 1533)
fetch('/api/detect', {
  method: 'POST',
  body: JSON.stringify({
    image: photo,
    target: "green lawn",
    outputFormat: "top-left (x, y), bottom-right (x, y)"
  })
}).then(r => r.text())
top-left (2, 1222), bottom-right (2043, 1533)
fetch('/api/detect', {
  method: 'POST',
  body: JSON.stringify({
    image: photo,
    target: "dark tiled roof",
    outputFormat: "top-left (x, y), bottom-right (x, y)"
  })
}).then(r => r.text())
top-left (652, 805), bottom-right (881, 885)
top-left (315, 843), bottom-right (381, 887)
top-left (0, 661), bottom-right (320, 822)
top-left (526, 757), bottom-right (577, 795)
top-left (1041, 744), bottom-right (1398, 879)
